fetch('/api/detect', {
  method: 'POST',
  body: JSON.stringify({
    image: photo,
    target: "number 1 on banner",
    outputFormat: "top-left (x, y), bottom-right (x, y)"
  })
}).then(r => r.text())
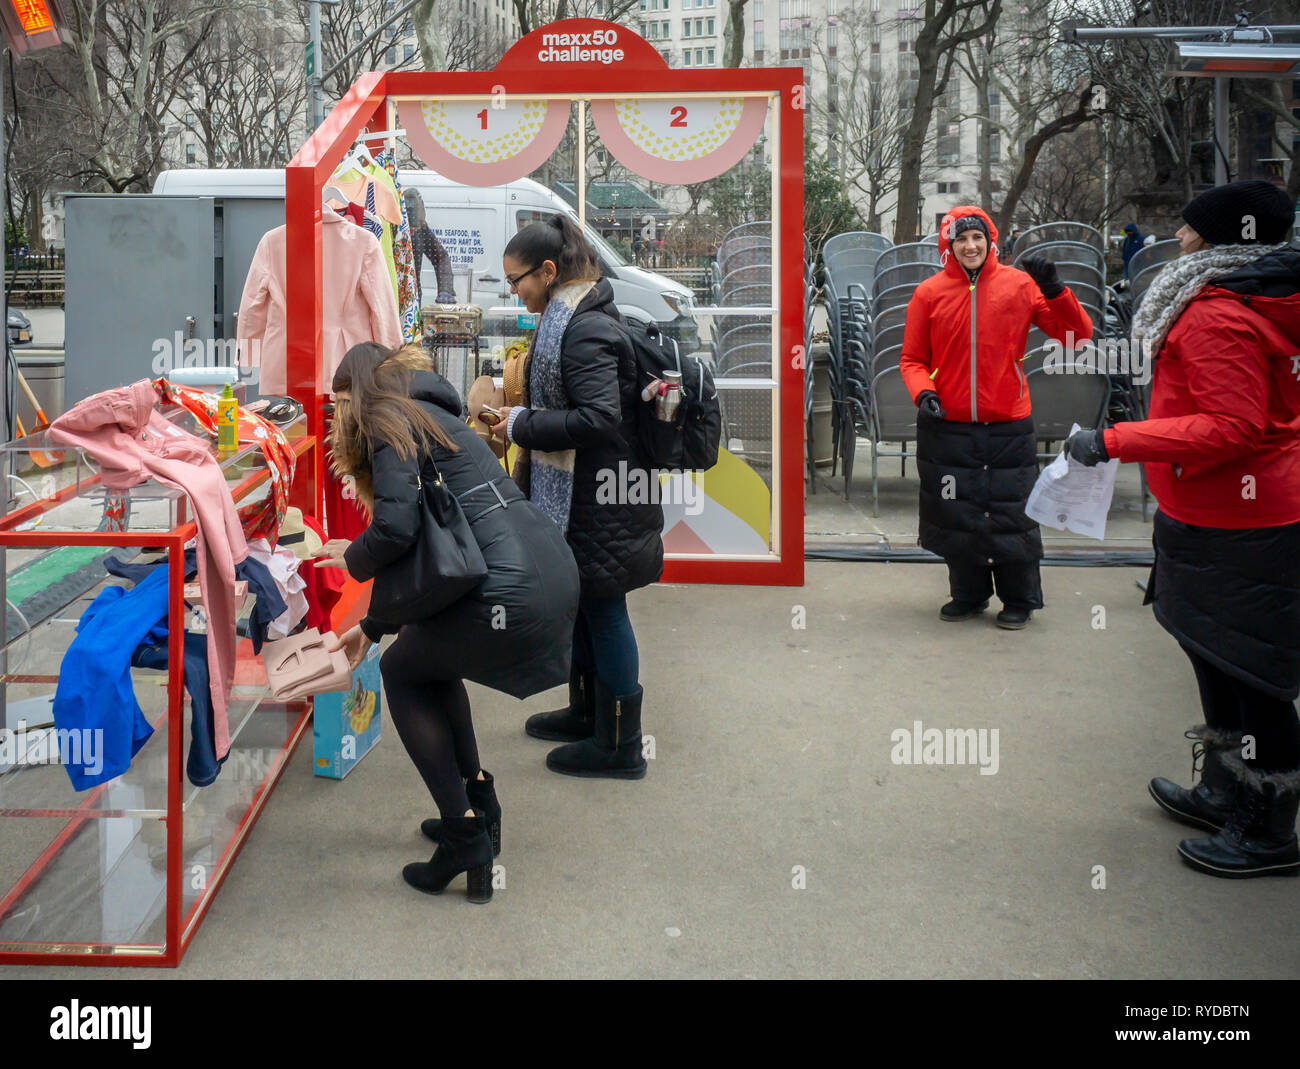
top-left (477, 108), bottom-right (488, 130)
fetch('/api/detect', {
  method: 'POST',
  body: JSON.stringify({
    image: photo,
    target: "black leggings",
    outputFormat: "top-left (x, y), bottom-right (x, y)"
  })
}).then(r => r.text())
top-left (380, 630), bottom-right (481, 819)
top-left (1182, 645), bottom-right (1300, 772)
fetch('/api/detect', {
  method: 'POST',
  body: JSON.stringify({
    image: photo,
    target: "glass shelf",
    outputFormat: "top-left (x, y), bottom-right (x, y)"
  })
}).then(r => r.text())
top-left (0, 406), bottom-right (305, 533)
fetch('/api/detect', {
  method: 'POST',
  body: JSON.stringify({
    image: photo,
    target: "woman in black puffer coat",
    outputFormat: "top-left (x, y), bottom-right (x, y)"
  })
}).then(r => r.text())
top-left (488, 214), bottom-right (663, 780)
top-left (321, 343), bottom-right (579, 903)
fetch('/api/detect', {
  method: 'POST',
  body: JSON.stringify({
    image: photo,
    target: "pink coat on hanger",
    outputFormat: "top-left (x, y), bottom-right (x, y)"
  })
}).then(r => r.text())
top-left (237, 212), bottom-right (402, 396)
top-left (47, 381), bottom-right (249, 759)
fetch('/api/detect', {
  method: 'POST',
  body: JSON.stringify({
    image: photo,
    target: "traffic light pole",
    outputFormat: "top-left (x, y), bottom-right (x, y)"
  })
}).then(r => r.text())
top-left (303, 0), bottom-right (424, 133)
top-left (309, 0), bottom-right (323, 130)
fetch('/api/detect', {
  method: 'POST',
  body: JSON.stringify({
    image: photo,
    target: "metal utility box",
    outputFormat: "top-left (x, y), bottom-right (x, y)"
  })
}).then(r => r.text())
top-left (63, 193), bottom-right (284, 407)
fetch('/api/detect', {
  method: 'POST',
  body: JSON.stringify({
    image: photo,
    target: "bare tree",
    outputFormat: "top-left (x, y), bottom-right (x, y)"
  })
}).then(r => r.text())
top-left (174, 7), bottom-right (307, 168)
top-left (809, 7), bottom-right (914, 233)
top-left (512, 0), bottom-right (638, 37)
top-left (893, 0), bottom-right (1003, 245)
top-left (1239, 80), bottom-right (1300, 199)
top-left (996, 85), bottom-right (1097, 232)
top-left (722, 0), bottom-right (749, 67)
top-left (1016, 121), bottom-right (1120, 226)
top-left (13, 0), bottom-right (231, 192)
top-left (413, 0), bottom-right (447, 68)
top-left (1063, 0), bottom-right (1235, 205)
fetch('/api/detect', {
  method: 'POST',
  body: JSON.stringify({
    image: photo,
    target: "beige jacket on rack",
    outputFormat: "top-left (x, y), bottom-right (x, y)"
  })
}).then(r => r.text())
top-left (237, 212), bottom-right (402, 396)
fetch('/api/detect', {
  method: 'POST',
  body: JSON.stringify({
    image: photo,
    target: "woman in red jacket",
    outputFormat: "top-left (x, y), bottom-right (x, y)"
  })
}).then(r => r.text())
top-left (901, 206), bottom-right (1092, 628)
top-left (1066, 180), bottom-right (1300, 879)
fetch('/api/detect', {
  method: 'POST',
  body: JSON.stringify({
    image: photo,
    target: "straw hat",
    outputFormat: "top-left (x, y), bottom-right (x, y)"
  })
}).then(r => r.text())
top-left (278, 507), bottom-right (324, 560)
top-left (502, 348), bottom-right (527, 407)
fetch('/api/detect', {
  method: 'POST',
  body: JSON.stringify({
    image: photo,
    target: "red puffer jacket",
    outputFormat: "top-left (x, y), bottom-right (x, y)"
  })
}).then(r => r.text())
top-left (1103, 246), bottom-right (1300, 529)
top-left (900, 206), bottom-right (1093, 423)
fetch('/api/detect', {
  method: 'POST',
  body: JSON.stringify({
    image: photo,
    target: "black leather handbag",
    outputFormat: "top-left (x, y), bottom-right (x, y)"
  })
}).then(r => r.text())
top-left (368, 456), bottom-right (488, 626)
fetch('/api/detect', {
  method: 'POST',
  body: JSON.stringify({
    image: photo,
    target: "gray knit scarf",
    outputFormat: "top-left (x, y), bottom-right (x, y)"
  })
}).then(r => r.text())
top-left (515, 280), bottom-right (593, 534)
top-left (1131, 242), bottom-right (1288, 364)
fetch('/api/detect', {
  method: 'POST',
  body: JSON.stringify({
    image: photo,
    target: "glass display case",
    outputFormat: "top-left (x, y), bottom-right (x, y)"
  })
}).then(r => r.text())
top-left (0, 404), bottom-right (317, 966)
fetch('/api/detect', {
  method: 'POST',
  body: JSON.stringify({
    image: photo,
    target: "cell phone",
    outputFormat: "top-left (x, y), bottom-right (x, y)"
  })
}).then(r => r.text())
top-left (478, 407), bottom-right (501, 426)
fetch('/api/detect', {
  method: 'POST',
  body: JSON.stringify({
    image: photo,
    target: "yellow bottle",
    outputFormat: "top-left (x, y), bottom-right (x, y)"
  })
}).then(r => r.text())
top-left (217, 383), bottom-right (239, 453)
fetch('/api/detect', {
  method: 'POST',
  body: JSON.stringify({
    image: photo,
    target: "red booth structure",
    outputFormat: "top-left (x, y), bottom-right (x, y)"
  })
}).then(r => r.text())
top-left (0, 21), bottom-right (803, 969)
top-left (286, 19), bottom-right (806, 587)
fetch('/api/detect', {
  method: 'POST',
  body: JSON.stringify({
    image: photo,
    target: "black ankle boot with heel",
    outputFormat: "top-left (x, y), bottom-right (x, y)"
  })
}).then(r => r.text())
top-left (525, 667), bottom-right (595, 742)
top-left (421, 770), bottom-right (501, 855)
top-left (403, 814), bottom-right (494, 903)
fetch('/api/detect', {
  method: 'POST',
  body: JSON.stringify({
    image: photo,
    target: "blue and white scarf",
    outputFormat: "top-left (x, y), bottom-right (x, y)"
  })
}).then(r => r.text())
top-left (518, 280), bottom-right (594, 534)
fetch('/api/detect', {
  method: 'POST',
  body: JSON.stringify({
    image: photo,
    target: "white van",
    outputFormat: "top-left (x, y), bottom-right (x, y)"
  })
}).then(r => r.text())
top-left (152, 168), bottom-right (700, 351)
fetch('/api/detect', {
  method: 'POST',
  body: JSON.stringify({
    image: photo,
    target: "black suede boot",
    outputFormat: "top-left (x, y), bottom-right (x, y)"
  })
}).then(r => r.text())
top-left (525, 667), bottom-right (595, 742)
top-left (421, 770), bottom-right (501, 855)
top-left (1177, 753), bottom-right (1300, 879)
top-left (1149, 725), bottom-right (1242, 833)
top-left (403, 814), bottom-right (494, 902)
top-left (545, 678), bottom-right (647, 779)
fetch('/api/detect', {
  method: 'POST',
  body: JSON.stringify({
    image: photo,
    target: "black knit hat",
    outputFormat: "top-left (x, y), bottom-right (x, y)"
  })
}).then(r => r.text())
top-left (1181, 180), bottom-right (1293, 246)
top-left (949, 215), bottom-right (989, 242)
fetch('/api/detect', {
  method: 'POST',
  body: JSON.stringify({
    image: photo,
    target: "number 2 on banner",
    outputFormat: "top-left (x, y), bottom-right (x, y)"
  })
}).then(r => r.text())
top-left (669, 106), bottom-right (688, 128)
top-left (476, 108), bottom-right (488, 130)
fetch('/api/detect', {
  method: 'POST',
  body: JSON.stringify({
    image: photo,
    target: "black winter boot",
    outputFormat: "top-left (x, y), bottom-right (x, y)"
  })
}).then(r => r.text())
top-left (403, 815), bottom-right (494, 902)
top-left (940, 598), bottom-right (989, 622)
top-left (421, 770), bottom-right (501, 855)
top-left (545, 678), bottom-right (647, 779)
top-left (525, 667), bottom-right (595, 742)
top-left (1177, 753), bottom-right (1300, 879)
top-left (1149, 725), bottom-right (1242, 833)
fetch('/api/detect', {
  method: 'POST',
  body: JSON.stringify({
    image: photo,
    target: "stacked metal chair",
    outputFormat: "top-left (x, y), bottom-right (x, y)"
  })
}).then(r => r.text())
top-left (863, 241), bottom-right (941, 514)
top-left (1010, 223), bottom-right (1110, 433)
top-left (1126, 238), bottom-right (1180, 316)
top-left (710, 222), bottom-right (815, 482)
top-left (821, 233), bottom-right (893, 498)
top-left (1111, 237), bottom-right (1179, 519)
top-left (1013, 222), bottom-right (1108, 335)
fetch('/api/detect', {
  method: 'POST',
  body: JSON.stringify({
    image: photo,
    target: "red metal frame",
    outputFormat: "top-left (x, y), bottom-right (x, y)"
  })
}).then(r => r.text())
top-left (284, 21), bottom-right (805, 587)
top-left (0, 436), bottom-right (317, 967)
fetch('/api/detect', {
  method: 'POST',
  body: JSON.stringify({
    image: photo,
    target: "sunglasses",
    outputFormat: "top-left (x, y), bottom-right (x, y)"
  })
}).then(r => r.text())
top-left (506, 264), bottom-right (543, 290)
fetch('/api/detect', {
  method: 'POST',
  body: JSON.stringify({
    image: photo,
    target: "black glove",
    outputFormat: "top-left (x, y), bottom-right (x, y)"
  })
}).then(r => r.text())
top-left (916, 390), bottom-right (945, 419)
top-left (1021, 256), bottom-right (1065, 299)
top-left (1065, 427), bottom-right (1109, 466)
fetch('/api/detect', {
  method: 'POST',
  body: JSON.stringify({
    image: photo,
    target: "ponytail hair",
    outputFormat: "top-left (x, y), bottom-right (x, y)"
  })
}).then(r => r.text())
top-left (504, 214), bottom-right (601, 291)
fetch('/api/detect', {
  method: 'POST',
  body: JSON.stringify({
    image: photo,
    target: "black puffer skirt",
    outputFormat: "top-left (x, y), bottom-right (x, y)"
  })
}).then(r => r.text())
top-left (1146, 510), bottom-right (1300, 701)
top-left (915, 413), bottom-right (1043, 567)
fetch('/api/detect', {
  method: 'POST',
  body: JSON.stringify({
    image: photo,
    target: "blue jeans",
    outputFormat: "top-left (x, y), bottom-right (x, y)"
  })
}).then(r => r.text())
top-left (571, 592), bottom-right (639, 696)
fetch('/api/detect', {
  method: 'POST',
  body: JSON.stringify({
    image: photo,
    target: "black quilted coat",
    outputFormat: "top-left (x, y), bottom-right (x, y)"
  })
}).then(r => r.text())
top-left (509, 280), bottom-right (665, 597)
top-left (1146, 510), bottom-right (1300, 702)
top-left (344, 372), bottom-right (580, 700)
top-left (915, 412), bottom-right (1043, 566)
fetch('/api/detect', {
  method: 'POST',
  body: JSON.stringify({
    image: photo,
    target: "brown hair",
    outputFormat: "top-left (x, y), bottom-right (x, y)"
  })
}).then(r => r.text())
top-left (504, 214), bottom-right (601, 293)
top-left (329, 343), bottom-right (458, 473)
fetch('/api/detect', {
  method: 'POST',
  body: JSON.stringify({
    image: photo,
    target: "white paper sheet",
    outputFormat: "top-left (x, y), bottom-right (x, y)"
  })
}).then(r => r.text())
top-left (1025, 423), bottom-right (1119, 540)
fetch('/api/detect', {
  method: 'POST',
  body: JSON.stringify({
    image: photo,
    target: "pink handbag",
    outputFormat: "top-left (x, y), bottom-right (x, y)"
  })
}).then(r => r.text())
top-left (261, 628), bottom-right (352, 700)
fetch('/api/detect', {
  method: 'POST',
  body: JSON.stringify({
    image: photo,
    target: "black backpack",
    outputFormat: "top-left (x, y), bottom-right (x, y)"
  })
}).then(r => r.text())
top-left (620, 319), bottom-right (721, 472)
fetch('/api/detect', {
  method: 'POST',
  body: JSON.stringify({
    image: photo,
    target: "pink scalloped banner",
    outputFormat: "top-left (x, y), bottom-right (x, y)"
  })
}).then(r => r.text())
top-left (590, 96), bottom-right (768, 185)
top-left (397, 98), bottom-right (570, 186)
